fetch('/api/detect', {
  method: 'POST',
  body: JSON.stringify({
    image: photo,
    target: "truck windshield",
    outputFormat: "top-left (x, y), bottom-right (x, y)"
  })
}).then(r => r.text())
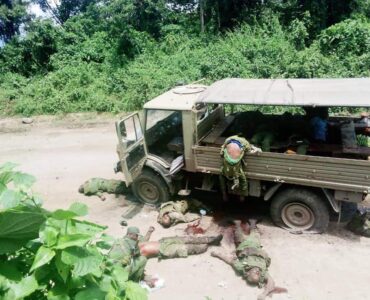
top-left (145, 109), bottom-right (183, 163)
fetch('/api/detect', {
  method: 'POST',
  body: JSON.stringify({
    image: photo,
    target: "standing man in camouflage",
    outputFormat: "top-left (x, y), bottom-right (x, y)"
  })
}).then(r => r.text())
top-left (108, 226), bottom-right (155, 285)
top-left (211, 220), bottom-right (286, 300)
top-left (220, 135), bottom-right (260, 201)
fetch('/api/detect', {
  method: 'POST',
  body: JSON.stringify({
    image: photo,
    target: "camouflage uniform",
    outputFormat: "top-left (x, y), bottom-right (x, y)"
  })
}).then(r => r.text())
top-left (232, 224), bottom-right (270, 287)
top-left (347, 211), bottom-right (370, 237)
top-left (158, 235), bottom-right (221, 259)
top-left (157, 200), bottom-right (204, 227)
top-left (251, 125), bottom-right (276, 152)
top-left (357, 134), bottom-right (370, 147)
top-left (220, 136), bottom-right (251, 196)
top-left (79, 178), bottom-right (127, 197)
top-left (108, 228), bottom-right (147, 282)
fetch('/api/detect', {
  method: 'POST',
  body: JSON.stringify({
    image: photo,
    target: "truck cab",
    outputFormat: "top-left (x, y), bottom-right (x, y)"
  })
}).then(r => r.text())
top-left (115, 78), bottom-right (370, 233)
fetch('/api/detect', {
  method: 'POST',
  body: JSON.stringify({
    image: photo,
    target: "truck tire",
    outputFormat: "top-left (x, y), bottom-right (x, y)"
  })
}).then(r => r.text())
top-left (270, 188), bottom-right (330, 233)
top-left (132, 169), bottom-right (169, 206)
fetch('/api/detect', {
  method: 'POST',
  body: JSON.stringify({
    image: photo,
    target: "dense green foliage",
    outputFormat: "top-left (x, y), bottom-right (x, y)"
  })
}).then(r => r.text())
top-left (0, 0), bottom-right (370, 116)
top-left (0, 162), bottom-right (147, 299)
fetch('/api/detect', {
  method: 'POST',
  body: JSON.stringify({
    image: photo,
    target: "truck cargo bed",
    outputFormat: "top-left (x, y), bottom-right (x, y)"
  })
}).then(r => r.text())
top-left (193, 146), bottom-right (370, 193)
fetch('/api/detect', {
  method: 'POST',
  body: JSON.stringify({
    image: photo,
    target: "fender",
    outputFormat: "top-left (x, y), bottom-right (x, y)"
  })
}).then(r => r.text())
top-left (264, 183), bottom-right (340, 213)
top-left (144, 154), bottom-right (176, 194)
top-left (263, 183), bottom-right (282, 201)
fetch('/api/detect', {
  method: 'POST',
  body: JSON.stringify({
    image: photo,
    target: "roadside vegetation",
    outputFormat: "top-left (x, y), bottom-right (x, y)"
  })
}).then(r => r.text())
top-left (0, 162), bottom-right (147, 299)
top-left (0, 1), bottom-right (370, 116)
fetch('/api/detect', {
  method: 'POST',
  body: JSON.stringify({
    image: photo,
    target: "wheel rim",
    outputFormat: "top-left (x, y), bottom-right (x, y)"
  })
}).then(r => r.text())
top-left (281, 202), bottom-right (315, 230)
top-left (137, 181), bottom-right (160, 204)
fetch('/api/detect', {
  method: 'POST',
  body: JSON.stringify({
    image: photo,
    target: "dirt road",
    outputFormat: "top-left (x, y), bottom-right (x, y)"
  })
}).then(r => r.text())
top-left (1, 115), bottom-right (369, 300)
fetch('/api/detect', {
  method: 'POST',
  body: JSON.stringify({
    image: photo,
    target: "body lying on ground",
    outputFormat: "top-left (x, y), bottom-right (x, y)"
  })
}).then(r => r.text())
top-left (157, 199), bottom-right (209, 228)
top-left (211, 220), bottom-right (287, 300)
top-left (139, 234), bottom-right (223, 259)
top-left (79, 178), bottom-right (127, 200)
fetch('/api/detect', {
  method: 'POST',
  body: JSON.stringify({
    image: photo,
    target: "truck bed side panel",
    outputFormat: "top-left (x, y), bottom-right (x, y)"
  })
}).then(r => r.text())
top-left (193, 146), bottom-right (370, 193)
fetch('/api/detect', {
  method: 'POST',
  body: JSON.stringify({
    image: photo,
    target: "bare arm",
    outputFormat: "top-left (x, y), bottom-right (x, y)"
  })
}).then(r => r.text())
top-left (257, 274), bottom-right (287, 300)
top-left (257, 274), bottom-right (275, 300)
top-left (142, 226), bottom-right (155, 242)
top-left (211, 249), bottom-right (237, 266)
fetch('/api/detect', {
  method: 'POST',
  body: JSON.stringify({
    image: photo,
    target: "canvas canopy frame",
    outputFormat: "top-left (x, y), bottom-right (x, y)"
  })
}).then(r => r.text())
top-left (197, 78), bottom-right (370, 108)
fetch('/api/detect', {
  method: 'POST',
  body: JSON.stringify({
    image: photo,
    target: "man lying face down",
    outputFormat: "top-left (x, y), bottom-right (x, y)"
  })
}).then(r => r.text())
top-left (211, 220), bottom-right (287, 300)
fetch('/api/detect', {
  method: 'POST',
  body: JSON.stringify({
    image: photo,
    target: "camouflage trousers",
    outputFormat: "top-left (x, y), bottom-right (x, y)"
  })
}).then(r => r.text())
top-left (219, 172), bottom-right (248, 197)
top-left (251, 131), bottom-right (276, 152)
top-left (125, 256), bottom-right (148, 282)
top-left (158, 236), bottom-right (219, 259)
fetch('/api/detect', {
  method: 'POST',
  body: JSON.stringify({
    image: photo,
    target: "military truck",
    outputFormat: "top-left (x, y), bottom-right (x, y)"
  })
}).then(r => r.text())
top-left (115, 78), bottom-right (370, 233)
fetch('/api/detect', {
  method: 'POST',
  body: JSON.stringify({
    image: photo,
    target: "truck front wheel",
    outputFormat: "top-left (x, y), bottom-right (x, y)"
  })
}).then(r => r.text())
top-left (270, 188), bottom-right (330, 233)
top-left (132, 169), bottom-right (170, 206)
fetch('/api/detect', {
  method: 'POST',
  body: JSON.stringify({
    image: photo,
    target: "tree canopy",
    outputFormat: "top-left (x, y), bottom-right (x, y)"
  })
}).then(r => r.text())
top-left (0, 0), bottom-right (369, 115)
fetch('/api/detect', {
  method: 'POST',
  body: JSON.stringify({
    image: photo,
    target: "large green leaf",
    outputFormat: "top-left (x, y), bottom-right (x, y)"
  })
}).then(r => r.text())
top-left (11, 172), bottom-right (36, 188)
top-left (48, 293), bottom-right (70, 300)
top-left (0, 190), bottom-right (22, 208)
top-left (30, 246), bottom-right (55, 272)
top-left (75, 287), bottom-right (106, 300)
top-left (112, 265), bottom-right (129, 286)
top-left (96, 234), bottom-right (115, 250)
top-left (124, 281), bottom-right (148, 300)
top-left (52, 209), bottom-right (79, 220)
top-left (55, 253), bottom-right (70, 283)
top-left (55, 234), bottom-right (91, 249)
top-left (8, 274), bottom-right (38, 299)
top-left (61, 247), bottom-right (102, 276)
top-left (0, 261), bottom-right (22, 281)
top-left (51, 202), bottom-right (88, 220)
top-left (0, 238), bottom-right (28, 254)
top-left (0, 162), bottom-right (18, 172)
top-left (0, 209), bottom-right (46, 253)
top-left (39, 223), bottom-right (59, 247)
top-left (71, 219), bottom-right (107, 235)
top-left (69, 202), bottom-right (88, 216)
top-left (0, 209), bottom-right (46, 240)
top-left (47, 284), bottom-right (71, 300)
top-left (99, 275), bottom-right (114, 292)
top-left (0, 181), bottom-right (7, 194)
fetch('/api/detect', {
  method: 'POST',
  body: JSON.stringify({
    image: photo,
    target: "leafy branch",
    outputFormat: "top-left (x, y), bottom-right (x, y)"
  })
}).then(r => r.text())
top-left (0, 162), bottom-right (147, 300)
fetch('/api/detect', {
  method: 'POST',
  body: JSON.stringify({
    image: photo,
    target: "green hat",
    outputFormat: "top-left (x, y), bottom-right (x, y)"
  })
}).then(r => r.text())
top-left (127, 226), bottom-right (140, 235)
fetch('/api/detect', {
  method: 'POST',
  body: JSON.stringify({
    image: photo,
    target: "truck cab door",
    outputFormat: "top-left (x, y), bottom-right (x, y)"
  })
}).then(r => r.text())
top-left (116, 113), bottom-right (147, 185)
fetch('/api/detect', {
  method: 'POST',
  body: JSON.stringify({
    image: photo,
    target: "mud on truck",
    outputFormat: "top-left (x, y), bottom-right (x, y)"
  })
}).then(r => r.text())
top-left (114, 78), bottom-right (370, 233)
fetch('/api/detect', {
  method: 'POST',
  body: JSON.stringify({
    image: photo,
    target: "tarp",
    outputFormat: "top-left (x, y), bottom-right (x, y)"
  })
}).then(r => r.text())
top-left (198, 78), bottom-right (370, 107)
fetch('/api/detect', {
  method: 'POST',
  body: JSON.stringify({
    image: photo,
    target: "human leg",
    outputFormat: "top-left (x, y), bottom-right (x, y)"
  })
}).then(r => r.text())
top-left (234, 221), bottom-right (249, 245)
top-left (128, 256), bottom-right (147, 282)
top-left (176, 235), bottom-right (223, 245)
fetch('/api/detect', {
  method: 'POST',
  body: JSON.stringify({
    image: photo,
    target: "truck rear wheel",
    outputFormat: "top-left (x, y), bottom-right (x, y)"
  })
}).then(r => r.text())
top-left (132, 169), bottom-right (169, 206)
top-left (270, 188), bottom-right (330, 233)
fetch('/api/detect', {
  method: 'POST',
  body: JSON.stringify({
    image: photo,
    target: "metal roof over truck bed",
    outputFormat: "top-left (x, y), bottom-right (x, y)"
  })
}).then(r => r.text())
top-left (143, 78), bottom-right (370, 110)
top-left (198, 78), bottom-right (370, 107)
top-left (143, 85), bottom-right (206, 110)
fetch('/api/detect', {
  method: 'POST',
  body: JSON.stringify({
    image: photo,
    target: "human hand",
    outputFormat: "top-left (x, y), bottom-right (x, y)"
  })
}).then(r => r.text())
top-left (148, 226), bottom-right (155, 232)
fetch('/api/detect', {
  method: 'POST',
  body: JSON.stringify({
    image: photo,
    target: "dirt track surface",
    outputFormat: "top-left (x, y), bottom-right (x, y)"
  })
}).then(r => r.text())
top-left (1, 115), bottom-right (370, 300)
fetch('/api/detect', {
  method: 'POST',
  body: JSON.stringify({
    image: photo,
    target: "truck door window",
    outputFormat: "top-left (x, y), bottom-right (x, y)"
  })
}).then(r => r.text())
top-left (145, 109), bottom-right (183, 163)
top-left (119, 115), bottom-right (141, 149)
top-left (134, 114), bottom-right (143, 140)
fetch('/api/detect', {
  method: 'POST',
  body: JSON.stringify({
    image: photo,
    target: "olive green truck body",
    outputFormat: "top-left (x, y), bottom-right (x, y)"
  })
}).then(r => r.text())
top-left (115, 78), bottom-right (370, 232)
